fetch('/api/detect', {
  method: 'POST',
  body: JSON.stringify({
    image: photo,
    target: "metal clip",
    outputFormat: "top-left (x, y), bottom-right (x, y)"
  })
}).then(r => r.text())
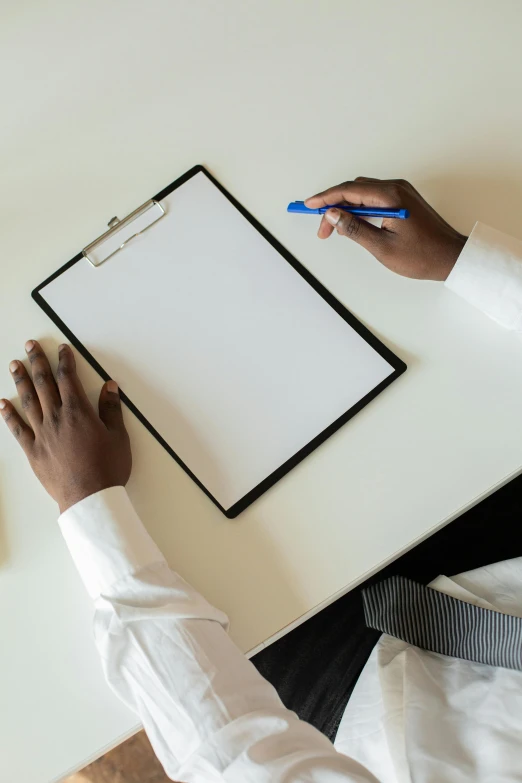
top-left (83, 199), bottom-right (166, 267)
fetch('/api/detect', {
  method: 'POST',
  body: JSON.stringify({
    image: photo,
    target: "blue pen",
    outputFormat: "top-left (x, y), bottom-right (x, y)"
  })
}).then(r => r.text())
top-left (287, 201), bottom-right (409, 219)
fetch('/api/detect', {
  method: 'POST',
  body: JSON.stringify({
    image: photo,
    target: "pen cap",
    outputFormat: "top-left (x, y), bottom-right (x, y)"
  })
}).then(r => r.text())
top-left (287, 201), bottom-right (317, 214)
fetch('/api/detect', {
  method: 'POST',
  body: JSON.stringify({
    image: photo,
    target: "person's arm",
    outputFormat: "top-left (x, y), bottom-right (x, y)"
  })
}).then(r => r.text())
top-left (0, 341), bottom-right (378, 783)
top-left (444, 222), bottom-right (522, 330)
top-left (305, 177), bottom-right (522, 331)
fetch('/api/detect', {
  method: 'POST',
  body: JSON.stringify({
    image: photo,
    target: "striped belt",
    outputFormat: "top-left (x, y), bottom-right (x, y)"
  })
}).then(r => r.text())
top-left (363, 575), bottom-right (522, 670)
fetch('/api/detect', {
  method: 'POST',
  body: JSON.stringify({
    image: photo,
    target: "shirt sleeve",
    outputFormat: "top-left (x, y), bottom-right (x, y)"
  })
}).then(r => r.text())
top-left (445, 222), bottom-right (522, 330)
top-left (58, 487), bottom-right (378, 783)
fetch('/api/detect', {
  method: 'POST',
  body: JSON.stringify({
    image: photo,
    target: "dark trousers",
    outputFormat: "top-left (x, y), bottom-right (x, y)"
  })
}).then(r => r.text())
top-left (252, 474), bottom-right (522, 741)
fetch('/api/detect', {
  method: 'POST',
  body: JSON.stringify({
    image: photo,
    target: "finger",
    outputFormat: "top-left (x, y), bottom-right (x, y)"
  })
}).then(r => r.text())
top-left (9, 359), bottom-right (42, 426)
top-left (56, 344), bottom-right (90, 409)
top-left (98, 381), bottom-right (126, 433)
top-left (317, 179), bottom-right (381, 239)
top-left (317, 214), bottom-right (335, 239)
top-left (324, 208), bottom-right (384, 253)
top-left (305, 180), bottom-right (403, 210)
top-left (25, 340), bottom-right (61, 415)
top-left (0, 398), bottom-right (35, 452)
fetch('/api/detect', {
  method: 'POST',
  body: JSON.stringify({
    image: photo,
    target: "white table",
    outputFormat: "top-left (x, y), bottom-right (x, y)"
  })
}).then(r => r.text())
top-left (2, 3), bottom-right (522, 781)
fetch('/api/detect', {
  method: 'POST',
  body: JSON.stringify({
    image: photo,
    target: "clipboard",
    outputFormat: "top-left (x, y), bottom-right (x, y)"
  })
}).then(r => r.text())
top-left (32, 165), bottom-right (406, 518)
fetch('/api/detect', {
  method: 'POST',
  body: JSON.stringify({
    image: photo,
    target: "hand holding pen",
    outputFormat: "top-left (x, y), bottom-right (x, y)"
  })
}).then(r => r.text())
top-left (290, 177), bottom-right (467, 282)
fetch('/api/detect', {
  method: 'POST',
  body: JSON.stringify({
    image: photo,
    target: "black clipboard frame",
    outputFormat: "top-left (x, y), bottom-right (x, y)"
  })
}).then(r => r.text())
top-left (32, 165), bottom-right (406, 518)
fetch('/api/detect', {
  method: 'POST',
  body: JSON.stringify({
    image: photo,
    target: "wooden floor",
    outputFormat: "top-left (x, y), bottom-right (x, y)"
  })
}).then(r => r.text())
top-left (63, 731), bottom-right (172, 783)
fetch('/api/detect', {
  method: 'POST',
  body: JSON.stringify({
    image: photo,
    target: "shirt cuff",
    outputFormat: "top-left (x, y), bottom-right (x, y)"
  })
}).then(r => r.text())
top-left (445, 221), bottom-right (522, 331)
top-left (58, 486), bottom-right (165, 599)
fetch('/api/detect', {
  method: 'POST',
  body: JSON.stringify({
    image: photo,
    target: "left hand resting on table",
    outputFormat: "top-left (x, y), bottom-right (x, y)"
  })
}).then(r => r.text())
top-left (0, 340), bottom-right (132, 512)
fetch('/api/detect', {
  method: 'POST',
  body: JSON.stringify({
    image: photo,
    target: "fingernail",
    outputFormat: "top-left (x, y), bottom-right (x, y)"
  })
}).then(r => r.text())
top-left (58, 344), bottom-right (67, 353)
top-left (106, 380), bottom-right (118, 394)
top-left (9, 360), bottom-right (19, 373)
top-left (25, 340), bottom-right (36, 353)
top-left (0, 399), bottom-right (7, 409)
top-left (325, 208), bottom-right (341, 226)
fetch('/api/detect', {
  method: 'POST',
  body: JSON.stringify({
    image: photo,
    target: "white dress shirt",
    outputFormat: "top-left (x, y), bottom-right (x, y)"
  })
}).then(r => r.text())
top-left (59, 221), bottom-right (522, 783)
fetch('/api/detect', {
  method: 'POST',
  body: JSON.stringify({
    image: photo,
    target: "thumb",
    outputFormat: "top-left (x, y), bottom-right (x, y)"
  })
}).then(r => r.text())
top-left (99, 380), bottom-right (125, 433)
top-left (325, 208), bottom-right (383, 254)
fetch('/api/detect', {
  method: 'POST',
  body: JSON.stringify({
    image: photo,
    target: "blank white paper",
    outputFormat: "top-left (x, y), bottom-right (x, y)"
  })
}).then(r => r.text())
top-left (40, 172), bottom-right (395, 510)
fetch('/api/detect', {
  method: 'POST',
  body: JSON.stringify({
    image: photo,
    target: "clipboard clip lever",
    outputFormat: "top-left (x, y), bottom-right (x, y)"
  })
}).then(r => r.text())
top-left (83, 199), bottom-right (166, 267)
